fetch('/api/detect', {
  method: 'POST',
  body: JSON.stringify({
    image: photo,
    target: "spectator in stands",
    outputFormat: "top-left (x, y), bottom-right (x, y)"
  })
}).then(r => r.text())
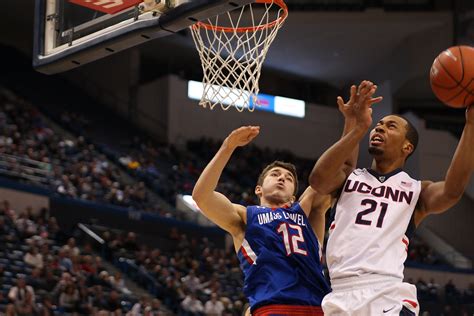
top-left (220, 298), bottom-right (235, 316)
top-left (70, 255), bottom-right (84, 277)
top-left (91, 285), bottom-right (108, 313)
top-left (80, 254), bottom-right (96, 275)
top-left (0, 216), bottom-right (9, 235)
top-left (231, 300), bottom-right (244, 316)
top-left (445, 279), bottom-right (461, 305)
top-left (6, 276), bottom-right (37, 316)
top-left (47, 216), bottom-right (61, 241)
top-left (123, 232), bottom-right (139, 253)
top-left (163, 277), bottom-right (184, 311)
top-left (181, 292), bottom-right (204, 315)
top-left (26, 267), bottom-right (46, 291)
top-left (427, 278), bottom-right (440, 302)
top-left (128, 295), bottom-right (149, 316)
top-left (103, 289), bottom-right (123, 315)
top-left (204, 292), bottom-right (224, 316)
top-left (59, 284), bottom-right (80, 314)
top-left (95, 255), bottom-right (107, 274)
top-left (415, 277), bottom-right (429, 301)
top-left (15, 213), bottom-right (38, 238)
top-left (53, 272), bottom-right (75, 298)
top-left (24, 246), bottom-right (44, 269)
top-left (58, 248), bottom-right (73, 271)
top-left (37, 294), bottom-right (55, 316)
top-left (182, 270), bottom-right (201, 293)
top-left (2, 200), bottom-right (16, 223)
top-left (143, 298), bottom-right (166, 316)
top-left (75, 276), bottom-right (92, 314)
top-left (81, 242), bottom-right (94, 256)
top-left (62, 237), bottom-right (81, 257)
top-left (43, 269), bottom-right (58, 292)
top-left (110, 271), bottom-right (131, 295)
top-left (0, 216), bottom-right (17, 242)
top-left (40, 243), bottom-right (54, 263)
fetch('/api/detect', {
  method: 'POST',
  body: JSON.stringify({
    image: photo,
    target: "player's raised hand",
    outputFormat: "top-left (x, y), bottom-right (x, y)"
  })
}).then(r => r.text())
top-left (356, 80), bottom-right (383, 108)
top-left (337, 80), bottom-right (383, 131)
top-left (337, 84), bottom-right (358, 120)
top-left (224, 126), bottom-right (260, 149)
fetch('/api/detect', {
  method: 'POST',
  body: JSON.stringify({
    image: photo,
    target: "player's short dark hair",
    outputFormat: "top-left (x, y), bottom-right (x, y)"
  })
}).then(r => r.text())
top-left (394, 115), bottom-right (419, 160)
top-left (257, 161), bottom-right (298, 195)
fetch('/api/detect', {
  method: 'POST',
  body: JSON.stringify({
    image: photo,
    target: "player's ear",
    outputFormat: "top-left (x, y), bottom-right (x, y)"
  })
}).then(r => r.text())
top-left (255, 185), bottom-right (262, 197)
top-left (290, 195), bottom-right (296, 204)
top-left (403, 140), bottom-right (414, 156)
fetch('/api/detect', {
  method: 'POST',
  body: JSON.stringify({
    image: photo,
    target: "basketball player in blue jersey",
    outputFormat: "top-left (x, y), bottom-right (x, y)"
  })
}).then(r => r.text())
top-left (192, 135), bottom-right (330, 316)
top-left (310, 80), bottom-right (474, 315)
top-left (191, 86), bottom-right (370, 315)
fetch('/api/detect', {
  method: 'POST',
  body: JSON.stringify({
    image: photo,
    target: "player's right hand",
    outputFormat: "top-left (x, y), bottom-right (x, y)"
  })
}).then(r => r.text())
top-left (224, 126), bottom-right (260, 149)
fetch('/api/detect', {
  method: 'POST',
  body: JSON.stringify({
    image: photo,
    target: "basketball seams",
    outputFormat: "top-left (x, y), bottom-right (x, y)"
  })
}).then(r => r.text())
top-left (440, 78), bottom-right (474, 104)
top-left (437, 52), bottom-right (461, 86)
top-left (431, 57), bottom-right (459, 89)
top-left (440, 85), bottom-right (468, 104)
top-left (458, 46), bottom-right (466, 83)
top-left (458, 47), bottom-right (474, 107)
top-left (431, 79), bottom-right (458, 90)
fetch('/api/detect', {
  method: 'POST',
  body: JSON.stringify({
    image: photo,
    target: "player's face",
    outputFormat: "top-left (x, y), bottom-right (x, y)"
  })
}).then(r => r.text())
top-left (368, 115), bottom-right (409, 159)
top-left (256, 167), bottom-right (296, 204)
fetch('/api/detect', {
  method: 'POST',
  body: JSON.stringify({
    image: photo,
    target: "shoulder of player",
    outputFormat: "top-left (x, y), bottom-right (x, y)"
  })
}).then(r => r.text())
top-left (234, 203), bottom-right (247, 221)
top-left (222, 203), bottom-right (247, 238)
top-left (420, 180), bottom-right (434, 189)
top-left (348, 168), bottom-right (368, 177)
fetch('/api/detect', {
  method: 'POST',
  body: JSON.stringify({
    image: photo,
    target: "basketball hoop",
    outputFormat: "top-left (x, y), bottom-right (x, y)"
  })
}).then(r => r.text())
top-left (190, 0), bottom-right (288, 112)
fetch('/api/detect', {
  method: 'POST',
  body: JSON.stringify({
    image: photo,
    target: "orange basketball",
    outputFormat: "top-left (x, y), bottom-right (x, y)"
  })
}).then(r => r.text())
top-left (430, 45), bottom-right (474, 108)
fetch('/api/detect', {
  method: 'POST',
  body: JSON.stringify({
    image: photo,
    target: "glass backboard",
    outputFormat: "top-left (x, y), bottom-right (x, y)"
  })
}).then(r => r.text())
top-left (33, 0), bottom-right (255, 74)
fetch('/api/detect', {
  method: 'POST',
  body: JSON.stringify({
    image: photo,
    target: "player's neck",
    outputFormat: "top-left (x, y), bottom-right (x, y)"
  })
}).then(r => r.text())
top-left (371, 158), bottom-right (404, 175)
top-left (260, 197), bottom-right (291, 209)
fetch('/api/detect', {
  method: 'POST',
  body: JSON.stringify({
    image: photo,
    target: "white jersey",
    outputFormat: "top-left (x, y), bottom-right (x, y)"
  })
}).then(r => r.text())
top-left (326, 168), bottom-right (421, 281)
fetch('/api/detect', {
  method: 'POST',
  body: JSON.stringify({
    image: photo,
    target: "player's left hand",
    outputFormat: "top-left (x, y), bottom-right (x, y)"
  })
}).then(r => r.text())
top-left (223, 125), bottom-right (260, 149)
top-left (337, 80), bottom-right (383, 121)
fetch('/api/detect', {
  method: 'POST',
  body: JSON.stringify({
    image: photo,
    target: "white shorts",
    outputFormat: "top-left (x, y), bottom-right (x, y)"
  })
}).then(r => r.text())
top-left (322, 275), bottom-right (419, 316)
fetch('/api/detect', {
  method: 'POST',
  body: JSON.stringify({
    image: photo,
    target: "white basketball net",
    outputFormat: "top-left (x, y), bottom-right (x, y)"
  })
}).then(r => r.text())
top-left (190, 1), bottom-right (287, 111)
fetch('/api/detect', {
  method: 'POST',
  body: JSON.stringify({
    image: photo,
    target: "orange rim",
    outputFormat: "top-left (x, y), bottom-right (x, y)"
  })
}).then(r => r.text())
top-left (192, 0), bottom-right (288, 32)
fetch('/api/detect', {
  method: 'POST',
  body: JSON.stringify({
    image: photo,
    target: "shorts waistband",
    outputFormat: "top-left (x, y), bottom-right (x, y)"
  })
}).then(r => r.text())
top-left (331, 275), bottom-right (402, 291)
top-left (253, 304), bottom-right (323, 316)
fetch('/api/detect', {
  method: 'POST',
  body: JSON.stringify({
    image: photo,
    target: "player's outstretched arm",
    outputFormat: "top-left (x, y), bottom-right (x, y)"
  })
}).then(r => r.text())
top-left (300, 92), bottom-right (362, 242)
top-left (192, 126), bottom-right (260, 236)
top-left (309, 81), bottom-right (382, 195)
top-left (416, 106), bottom-right (474, 224)
top-left (299, 187), bottom-right (332, 245)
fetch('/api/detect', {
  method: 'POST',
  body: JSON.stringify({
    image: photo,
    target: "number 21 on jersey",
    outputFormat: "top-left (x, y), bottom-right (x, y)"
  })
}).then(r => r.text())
top-left (355, 198), bottom-right (389, 228)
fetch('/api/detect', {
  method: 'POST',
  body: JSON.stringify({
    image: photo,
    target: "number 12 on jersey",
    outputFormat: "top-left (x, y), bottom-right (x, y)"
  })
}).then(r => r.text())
top-left (277, 223), bottom-right (307, 256)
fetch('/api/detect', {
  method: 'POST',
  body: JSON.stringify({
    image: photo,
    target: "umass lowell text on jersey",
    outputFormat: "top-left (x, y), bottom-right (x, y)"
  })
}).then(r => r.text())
top-left (238, 203), bottom-right (330, 312)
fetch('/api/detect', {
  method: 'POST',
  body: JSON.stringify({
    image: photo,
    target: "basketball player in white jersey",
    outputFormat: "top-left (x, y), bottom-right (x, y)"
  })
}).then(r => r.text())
top-left (310, 80), bottom-right (474, 315)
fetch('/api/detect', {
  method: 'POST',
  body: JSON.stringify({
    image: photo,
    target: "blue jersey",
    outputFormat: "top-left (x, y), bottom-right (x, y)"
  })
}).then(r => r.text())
top-left (237, 203), bottom-right (330, 311)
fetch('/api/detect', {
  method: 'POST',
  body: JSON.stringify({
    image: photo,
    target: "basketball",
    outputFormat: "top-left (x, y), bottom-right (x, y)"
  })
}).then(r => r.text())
top-left (430, 45), bottom-right (474, 108)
